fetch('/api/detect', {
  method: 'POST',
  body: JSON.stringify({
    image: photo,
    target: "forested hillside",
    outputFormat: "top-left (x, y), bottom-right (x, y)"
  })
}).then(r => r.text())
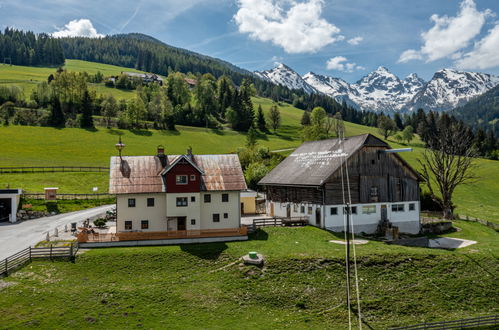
top-left (451, 84), bottom-right (499, 136)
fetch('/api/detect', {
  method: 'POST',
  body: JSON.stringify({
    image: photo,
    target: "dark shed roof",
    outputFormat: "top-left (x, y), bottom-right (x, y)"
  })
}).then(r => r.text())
top-left (109, 154), bottom-right (247, 194)
top-left (259, 134), bottom-right (391, 187)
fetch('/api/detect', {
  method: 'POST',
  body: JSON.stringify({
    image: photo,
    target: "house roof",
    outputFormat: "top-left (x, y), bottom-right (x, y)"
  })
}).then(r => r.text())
top-left (109, 154), bottom-right (247, 194)
top-left (161, 154), bottom-right (204, 175)
top-left (259, 134), bottom-right (405, 187)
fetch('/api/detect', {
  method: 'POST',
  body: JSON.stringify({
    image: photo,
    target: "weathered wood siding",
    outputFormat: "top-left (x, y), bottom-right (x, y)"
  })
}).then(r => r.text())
top-left (265, 186), bottom-right (322, 204)
top-left (325, 146), bottom-right (419, 204)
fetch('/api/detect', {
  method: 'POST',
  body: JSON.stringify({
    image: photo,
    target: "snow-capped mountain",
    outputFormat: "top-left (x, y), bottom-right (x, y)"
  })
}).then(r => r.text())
top-left (407, 69), bottom-right (499, 112)
top-left (257, 63), bottom-right (499, 113)
top-left (254, 63), bottom-right (316, 94)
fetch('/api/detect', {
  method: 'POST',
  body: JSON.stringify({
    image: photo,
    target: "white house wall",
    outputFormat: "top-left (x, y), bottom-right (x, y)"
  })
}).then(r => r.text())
top-left (267, 201), bottom-right (420, 234)
top-left (117, 193), bottom-right (167, 231)
top-left (200, 191), bottom-right (240, 230)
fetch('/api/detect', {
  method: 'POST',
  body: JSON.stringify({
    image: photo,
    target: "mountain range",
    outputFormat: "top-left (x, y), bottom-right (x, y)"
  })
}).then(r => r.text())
top-left (255, 63), bottom-right (499, 113)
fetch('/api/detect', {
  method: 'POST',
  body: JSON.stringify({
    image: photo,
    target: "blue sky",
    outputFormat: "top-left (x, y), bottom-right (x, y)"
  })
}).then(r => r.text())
top-left (1, 0), bottom-right (499, 83)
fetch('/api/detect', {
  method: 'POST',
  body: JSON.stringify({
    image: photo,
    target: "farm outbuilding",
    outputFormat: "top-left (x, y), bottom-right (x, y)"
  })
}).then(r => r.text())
top-left (259, 134), bottom-right (421, 234)
top-left (0, 189), bottom-right (22, 223)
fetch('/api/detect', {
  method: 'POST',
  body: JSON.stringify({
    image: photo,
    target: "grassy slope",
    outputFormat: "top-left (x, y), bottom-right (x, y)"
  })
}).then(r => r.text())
top-left (0, 224), bottom-right (497, 329)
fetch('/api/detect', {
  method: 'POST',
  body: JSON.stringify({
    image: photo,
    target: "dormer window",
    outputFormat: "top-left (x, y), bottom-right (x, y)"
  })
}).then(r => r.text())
top-left (176, 175), bottom-right (188, 185)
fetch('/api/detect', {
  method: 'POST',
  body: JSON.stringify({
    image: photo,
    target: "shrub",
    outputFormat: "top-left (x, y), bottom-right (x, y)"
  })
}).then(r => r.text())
top-left (93, 218), bottom-right (107, 228)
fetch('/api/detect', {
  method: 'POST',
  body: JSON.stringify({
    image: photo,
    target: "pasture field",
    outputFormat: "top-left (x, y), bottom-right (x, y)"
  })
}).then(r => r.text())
top-left (0, 224), bottom-right (496, 329)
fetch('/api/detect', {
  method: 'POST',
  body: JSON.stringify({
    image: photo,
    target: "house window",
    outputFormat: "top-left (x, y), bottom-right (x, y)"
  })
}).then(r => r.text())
top-left (141, 220), bottom-right (149, 229)
top-left (191, 219), bottom-right (196, 225)
top-left (176, 197), bottom-right (188, 207)
top-left (392, 204), bottom-right (404, 212)
top-left (204, 194), bottom-right (211, 203)
top-left (224, 213), bottom-right (228, 219)
top-left (343, 206), bottom-right (357, 215)
top-left (300, 205), bottom-right (305, 213)
top-left (176, 175), bottom-right (188, 185)
top-left (191, 196), bottom-right (196, 202)
top-left (213, 214), bottom-right (220, 222)
top-left (125, 221), bottom-right (132, 230)
top-left (293, 204), bottom-right (298, 213)
top-left (370, 186), bottom-right (379, 202)
top-left (222, 193), bottom-right (229, 202)
top-left (362, 205), bottom-right (376, 214)
top-left (128, 198), bottom-right (136, 207)
top-left (307, 207), bottom-right (312, 215)
top-left (409, 203), bottom-right (415, 211)
top-left (330, 207), bottom-right (338, 215)
top-left (190, 174), bottom-right (196, 181)
top-left (147, 198), bottom-right (155, 207)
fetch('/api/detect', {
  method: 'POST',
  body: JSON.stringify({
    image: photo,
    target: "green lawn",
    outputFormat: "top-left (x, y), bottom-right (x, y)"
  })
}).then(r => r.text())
top-left (0, 224), bottom-right (496, 329)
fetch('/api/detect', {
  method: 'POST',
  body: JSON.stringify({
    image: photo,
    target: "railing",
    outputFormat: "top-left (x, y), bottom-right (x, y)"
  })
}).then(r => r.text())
top-left (389, 314), bottom-right (499, 329)
top-left (253, 217), bottom-right (309, 228)
top-left (0, 166), bottom-right (109, 174)
top-left (23, 193), bottom-right (114, 200)
top-left (1, 243), bottom-right (78, 277)
top-left (78, 227), bottom-right (248, 243)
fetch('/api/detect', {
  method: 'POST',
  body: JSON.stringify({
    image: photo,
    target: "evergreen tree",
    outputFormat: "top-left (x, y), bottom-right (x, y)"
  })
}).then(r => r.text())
top-left (268, 105), bottom-right (281, 132)
top-left (49, 97), bottom-right (65, 127)
top-left (256, 105), bottom-right (266, 131)
top-left (393, 112), bottom-right (403, 130)
top-left (246, 127), bottom-right (258, 148)
top-left (301, 110), bottom-right (311, 126)
top-left (79, 90), bottom-right (94, 128)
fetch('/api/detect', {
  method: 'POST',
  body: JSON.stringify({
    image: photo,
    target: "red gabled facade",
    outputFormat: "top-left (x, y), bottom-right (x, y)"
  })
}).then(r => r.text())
top-left (164, 159), bottom-right (201, 193)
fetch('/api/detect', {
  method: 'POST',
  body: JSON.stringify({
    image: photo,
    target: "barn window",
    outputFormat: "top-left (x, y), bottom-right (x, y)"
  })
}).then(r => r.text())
top-left (176, 197), bottom-right (188, 207)
top-left (391, 204), bottom-right (404, 212)
top-left (147, 198), bottom-right (155, 207)
top-left (371, 159), bottom-right (375, 165)
top-left (176, 175), bottom-right (188, 184)
top-left (300, 205), bottom-right (305, 213)
top-left (307, 207), bottom-right (312, 215)
top-left (362, 205), bottom-right (376, 214)
top-left (409, 203), bottom-right (415, 211)
top-left (125, 221), bottom-right (132, 230)
top-left (293, 204), bottom-right (298, 212)
top-left (128, 198), bottom-right (136, 207)
top-left (141, 220), bottom-right (149, 229)
top-left (343, 206), bottom-right (357, 215)
top-left (370, 186), bottom-right (379, 202)
top-left (330, 207), bottom-right (338, 215)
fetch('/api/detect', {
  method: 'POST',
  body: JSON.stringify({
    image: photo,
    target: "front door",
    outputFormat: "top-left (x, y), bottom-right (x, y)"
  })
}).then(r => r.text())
top-left (0, 198), bottom-right (11, 222)
top-left (381, 204), bottom-right (387, 221)
top-left (315, 208), bottom-right (321, 226)
top-left (177, 217), bottom-right (186, 231)
top-left (270, 203), bottom-right (274, 217)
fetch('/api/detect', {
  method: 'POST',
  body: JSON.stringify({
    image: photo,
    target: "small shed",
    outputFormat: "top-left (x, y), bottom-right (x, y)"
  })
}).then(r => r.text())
top-left (0, 189), bottom-right (22, 223)
top-left (44, 187), bottom-right (58, 201)
top-left (241, 190), bottom-right (258, 215)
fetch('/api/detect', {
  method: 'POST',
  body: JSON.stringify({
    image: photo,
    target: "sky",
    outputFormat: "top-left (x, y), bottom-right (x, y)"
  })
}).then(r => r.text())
top-left (1, 0), bottom-right (499, 83)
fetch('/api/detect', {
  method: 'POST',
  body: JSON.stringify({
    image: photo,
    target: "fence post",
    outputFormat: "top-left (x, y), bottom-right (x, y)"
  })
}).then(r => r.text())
top-left (5, 258), bottom-right (8, 276)
top-left (50, 245), bottom-right (53, 260)
top-left (29, 246), bottom-right (32, 262)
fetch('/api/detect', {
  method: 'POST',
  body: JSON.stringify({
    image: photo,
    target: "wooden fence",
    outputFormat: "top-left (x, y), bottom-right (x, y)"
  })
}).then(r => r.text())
top-left (0, 166), bottom-right (109, 174)
top-left (1, 243), bottom-right (79, 277)
top-left (77, 227), bottom-right (248, 243)
top-left (253, 217), bottom-right (308, 229)
top-left (23, 193), bottom-right (114, 200)
top-left (389, 314), bottom-right (499, 329)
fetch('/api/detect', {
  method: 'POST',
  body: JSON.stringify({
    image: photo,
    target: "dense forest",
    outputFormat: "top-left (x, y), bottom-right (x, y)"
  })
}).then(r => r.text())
top-left (0, 28), bottom-right (64, 66)
top-left (451, 84), bottom-right (499, 137)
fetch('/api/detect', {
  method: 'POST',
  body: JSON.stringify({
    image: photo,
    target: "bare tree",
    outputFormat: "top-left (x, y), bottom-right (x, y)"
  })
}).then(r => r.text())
top-left (418, 122), bottom-right (478, 219)
top-left (333, 112), bottom-right (345, 138)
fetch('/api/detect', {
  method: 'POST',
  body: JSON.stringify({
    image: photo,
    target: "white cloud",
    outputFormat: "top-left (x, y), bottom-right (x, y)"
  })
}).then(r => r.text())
top-left (234, 0), bottom-right (343, 54)
top-left (455, 24), bottom-right (499, 69)
top-left (52, 19), bottom-right (104, 38)
top-left (347, 36), bottom-right (363, 45)
top-left (398, 0), bottom-right (491, 63)
top-left (326, 56), bottom-right (364, 72)
top-left (398, 49), bottom-right (423, 63)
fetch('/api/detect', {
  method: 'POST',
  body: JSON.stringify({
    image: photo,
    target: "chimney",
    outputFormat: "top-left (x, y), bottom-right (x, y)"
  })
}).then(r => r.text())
top-left (157, 145), bottom-right (167, 167)
top-left (186, 146), bottom-right (193, 160)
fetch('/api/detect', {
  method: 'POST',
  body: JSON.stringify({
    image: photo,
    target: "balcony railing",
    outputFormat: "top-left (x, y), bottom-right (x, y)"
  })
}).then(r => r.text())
top-left (77, 227), bottom-right (248, 243)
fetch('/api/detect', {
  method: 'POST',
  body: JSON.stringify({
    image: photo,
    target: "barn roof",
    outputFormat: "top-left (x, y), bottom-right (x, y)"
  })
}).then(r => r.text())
top-left (259, 134), bottom-right (395, 187)
top-left (109, 154), bottom-right (247, 194)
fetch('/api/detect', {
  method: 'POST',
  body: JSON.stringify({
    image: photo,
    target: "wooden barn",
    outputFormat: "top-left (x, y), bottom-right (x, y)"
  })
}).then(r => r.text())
top-left (258, 134), bottom-right (421, 234)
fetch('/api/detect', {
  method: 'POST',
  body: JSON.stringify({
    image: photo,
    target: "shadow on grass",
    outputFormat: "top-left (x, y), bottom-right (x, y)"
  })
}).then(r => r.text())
top-left (210, 128), bottom-right (225, 136)
top-left (158, 129), bottom-right (180, 136)
top-left (83, 127), bottom-right (98, 133)
top-left (249, 229), bottom-right (269, 241)
top-left (106, 128), bottom-right (124, 136)
top-left (130, 129), bottom-right (152, 136)
top-left (180, 242), bottom-right (228, 260)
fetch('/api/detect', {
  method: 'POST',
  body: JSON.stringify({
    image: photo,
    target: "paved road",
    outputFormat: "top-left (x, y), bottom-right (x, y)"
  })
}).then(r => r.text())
top-left (0, 204), bottom-right (114, 260)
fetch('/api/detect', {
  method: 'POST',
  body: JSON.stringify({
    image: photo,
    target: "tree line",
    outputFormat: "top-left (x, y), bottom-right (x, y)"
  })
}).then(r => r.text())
top-left (0, 28), bottom-right (64, 66)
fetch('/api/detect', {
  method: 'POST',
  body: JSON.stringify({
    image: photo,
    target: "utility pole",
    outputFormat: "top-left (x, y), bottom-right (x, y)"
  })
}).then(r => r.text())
top-left (346, 203), bottom-right (351, 315)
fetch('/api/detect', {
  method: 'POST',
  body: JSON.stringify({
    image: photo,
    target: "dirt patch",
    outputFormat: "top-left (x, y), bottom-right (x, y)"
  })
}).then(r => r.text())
top-left (0, 280), bottom-right (17, 291)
